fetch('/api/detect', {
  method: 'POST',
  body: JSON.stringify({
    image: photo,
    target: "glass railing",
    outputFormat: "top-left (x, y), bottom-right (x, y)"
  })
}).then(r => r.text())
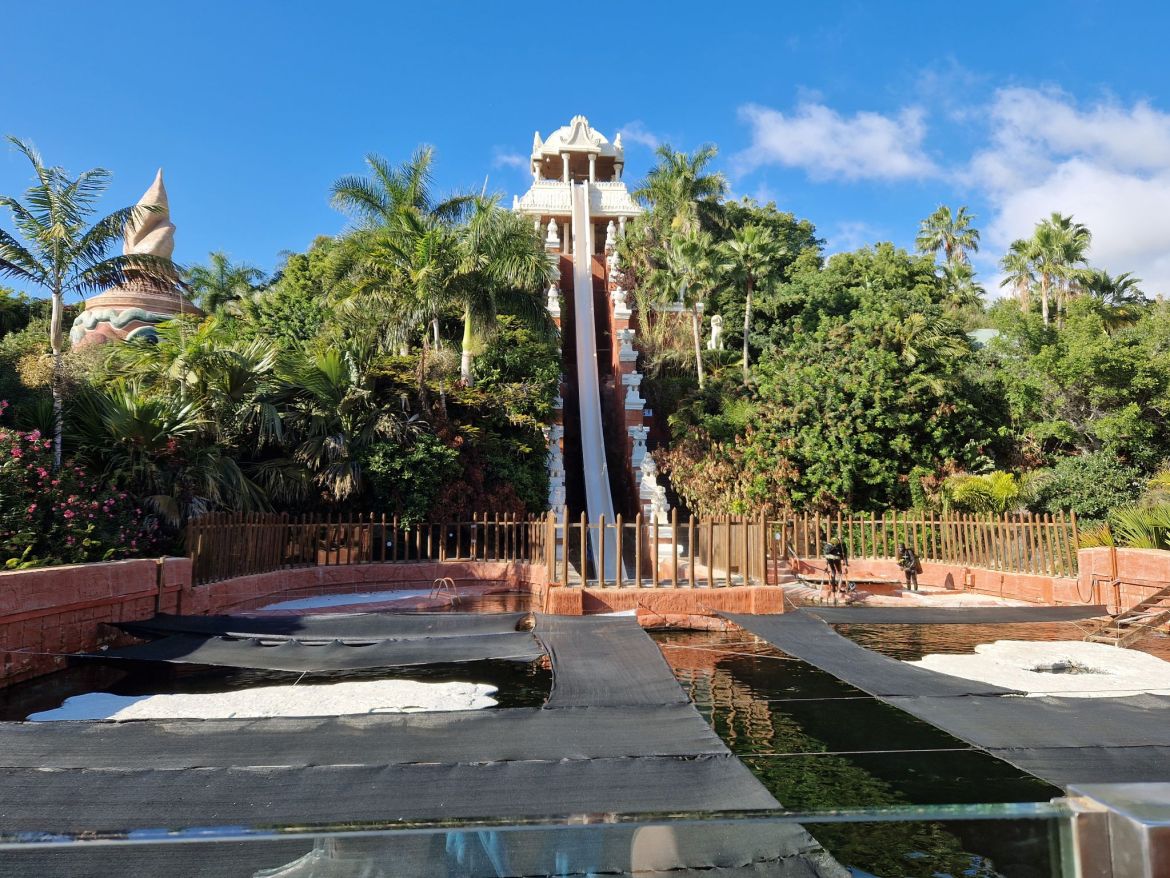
top-left (0, 802), bottom-right (1077, 877)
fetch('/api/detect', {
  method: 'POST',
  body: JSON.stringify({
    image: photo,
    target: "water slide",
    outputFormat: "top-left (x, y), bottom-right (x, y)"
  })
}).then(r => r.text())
top-left (570, 182), bottom-right (621, 580)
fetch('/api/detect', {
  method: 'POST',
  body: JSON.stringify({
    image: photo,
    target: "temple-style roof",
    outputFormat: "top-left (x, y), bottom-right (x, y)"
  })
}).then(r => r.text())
top-left (532, 115), bottom-right (624, 168)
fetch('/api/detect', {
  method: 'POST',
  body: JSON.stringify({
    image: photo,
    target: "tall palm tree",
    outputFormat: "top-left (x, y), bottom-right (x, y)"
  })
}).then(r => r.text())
top-left (1000, 238), bottom-right (1035, 314)
top-left (331, 146), bottom-right (471, 229)
top-left (1084, 268), bottom-right (1147, 331)
top-left (718, 223), bottom-right (778, 381)
top-left (635, 144), bottom-right (728, 234)
top-left (937, 260), bottom-right (985, 315)
top-left (0, 137), bottom-right (177, 467)
top-left (916, 205), bottom-right (980, 265)
top-left (654, 230), bottom-right (718, 388)
top-left (455, 195), bottom-right (556, 384)
top-left (186, 251), bottom-right (266, 313)
top-left (1030, 212), bottom-right (1091, 326)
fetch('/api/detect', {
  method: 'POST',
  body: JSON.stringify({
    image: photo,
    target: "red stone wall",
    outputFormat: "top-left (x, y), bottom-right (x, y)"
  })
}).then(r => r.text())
top-left (1078, 547), bottom-right (1170, 613)
top-left (0, 558), bottom-right (190, 685)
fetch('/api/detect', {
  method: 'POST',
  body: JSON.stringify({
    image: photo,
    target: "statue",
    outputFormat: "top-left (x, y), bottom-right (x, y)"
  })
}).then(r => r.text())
top-left (708, 314), bottom-right (724, 350)
top-left (71, 170), bottom-right (202, 346)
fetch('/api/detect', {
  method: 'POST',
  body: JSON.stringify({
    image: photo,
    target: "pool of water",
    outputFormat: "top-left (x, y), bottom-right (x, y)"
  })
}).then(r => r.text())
top-left (653, 628), bottom-right (1063, 877)
top-left (833, 620), bottom-right (1170, 661)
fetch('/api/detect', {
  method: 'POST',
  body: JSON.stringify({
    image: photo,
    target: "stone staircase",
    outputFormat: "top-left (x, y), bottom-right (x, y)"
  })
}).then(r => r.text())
top-left (1083, 584), bottom-right (1170, 647)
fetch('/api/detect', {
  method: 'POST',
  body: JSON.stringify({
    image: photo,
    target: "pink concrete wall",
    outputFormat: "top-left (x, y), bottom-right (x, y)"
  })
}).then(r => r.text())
top-left (1078, 547), bottom-right (1170, 613)
top-left (0, 559), bottom-right (551, 687)
top-left (0, 557), bottom-right (190, 684)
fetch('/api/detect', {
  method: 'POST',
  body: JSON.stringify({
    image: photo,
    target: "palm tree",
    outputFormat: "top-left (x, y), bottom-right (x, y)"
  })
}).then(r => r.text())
top-left (1048, 213), bottom-right (1092, 320)
top-left (635, 144), bottom-right (728, 234)
top-left (1000, 239), bottom-right (1035, 314)
top-left (0, 137), bottom-right (177, 467)
top-left (654, 230), bottom-right (718, 388)
top-left (331, 146), bottom-right (471, 229)
top-left (916, 205), bottom-right (980, 265)
top-left (455, 195), bottom-right (556, 384)
top-left (273, 345), bottom-right (415, 504)
top-left (718, 223), bottom-right (778, 381)
top-left (937, 260), bottom-right (985, 315)
top-left (1084, 268), bottom-right (1146, 330)
top-left (186, 252), bottom-right (266, 313)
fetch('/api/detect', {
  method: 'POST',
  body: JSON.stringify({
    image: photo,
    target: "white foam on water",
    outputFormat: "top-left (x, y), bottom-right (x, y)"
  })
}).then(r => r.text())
top-left (906, 640), bottom-right (1170, 698)
top-left (28, 679), bottom-right (498, 721)
top-left (256, 590), bottom-right (432, 611)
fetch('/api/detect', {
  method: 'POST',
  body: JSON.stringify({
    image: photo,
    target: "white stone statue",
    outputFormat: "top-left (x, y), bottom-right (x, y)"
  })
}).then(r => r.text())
top-left (623, 371), bottom-right (645, 409)
top-left (545, 217), bottom-right (560, 249)
top-left (708, 314), bottom-right (724, 350)
top-left (546, 283), bottom-right (561, 317)
top-left (604, 220), bottom-right (616, 251)
top-left (611, 287), bottom-right (631, 319)
top-left (628, 426), bottom-right (649, 472)
top-left (616, 328), bottom-right (637, 362)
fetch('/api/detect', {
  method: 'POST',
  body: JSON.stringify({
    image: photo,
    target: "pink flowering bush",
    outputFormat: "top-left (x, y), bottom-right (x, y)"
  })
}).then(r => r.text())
top-left (0, 401), bottom-right (163, 567)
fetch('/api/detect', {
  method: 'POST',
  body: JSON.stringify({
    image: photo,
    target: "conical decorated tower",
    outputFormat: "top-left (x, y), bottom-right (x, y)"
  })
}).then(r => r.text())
top-left (71, 169), bottom-right (203, 346)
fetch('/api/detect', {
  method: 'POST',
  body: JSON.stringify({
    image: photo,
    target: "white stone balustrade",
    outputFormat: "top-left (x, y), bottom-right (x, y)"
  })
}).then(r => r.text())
top-left (622, 371), bottom-right (645, 409)
top-left (616, 328), bottom-right (638, 363)
top-left (611, 287), bottom-right (632, 320)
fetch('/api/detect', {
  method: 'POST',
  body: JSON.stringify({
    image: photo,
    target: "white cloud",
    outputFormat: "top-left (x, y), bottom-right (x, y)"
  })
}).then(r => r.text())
top-left (616, 121), bottom-right (661, 150)
top-left (970, 88), bottom-right (1170, 295)
top-left (735, 101), bottom-right (939, 181)
top-left (492, 149), bottom-right (527, 170)
top-left (824, 220), bottom-right (886, 255)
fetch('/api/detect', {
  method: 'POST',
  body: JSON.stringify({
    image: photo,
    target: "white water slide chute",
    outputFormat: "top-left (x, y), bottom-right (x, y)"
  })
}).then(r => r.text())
top-left (570, 182), bottom-right (622, 581)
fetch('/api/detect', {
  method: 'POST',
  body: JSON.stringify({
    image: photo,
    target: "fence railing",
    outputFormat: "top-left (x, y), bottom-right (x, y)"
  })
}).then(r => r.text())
top-left (186, 509), bottom-right (1080, 588)
top-left (771, 510), bottom-right (1080, 579)
top-left (187, 513), bottom-right (543, 586)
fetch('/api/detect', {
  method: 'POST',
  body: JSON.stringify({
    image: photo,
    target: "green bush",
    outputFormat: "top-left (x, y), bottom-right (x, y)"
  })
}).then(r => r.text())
top-left (364, 433), bottom-right (461, 524)
top-left (1034, 451), bottom-right (1143, 519)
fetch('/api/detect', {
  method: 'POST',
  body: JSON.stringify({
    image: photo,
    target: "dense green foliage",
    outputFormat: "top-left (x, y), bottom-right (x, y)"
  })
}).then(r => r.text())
top-left (622, 145), bottom-right (1165, 523)
top-left (0, 144), bottom-right (557, 566)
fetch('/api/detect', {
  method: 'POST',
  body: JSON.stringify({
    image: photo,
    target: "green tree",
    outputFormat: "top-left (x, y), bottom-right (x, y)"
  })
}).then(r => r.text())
top-left (1083, 268), bottom-right (1146, 331)
top-left (654, 229), bottom-right (719, 388)
top-left (186, 251), bottom-right (266, 313)
top-left (455, 195), bottom-right (556, 384)
top-left (634, 144), bottom-right (728, 235)
top-left (915, 205), bottom-right (980, 265)
top-left (719, 223), bottom-right (779, 381)
top-left (0, 137), bottom-right (177, 466)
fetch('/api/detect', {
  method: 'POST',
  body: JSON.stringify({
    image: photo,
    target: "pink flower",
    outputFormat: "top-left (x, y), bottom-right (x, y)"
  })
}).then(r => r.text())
top-left (27, 504), bottom-right (36, 513)
top-left (63, 510), bottom-right (75, 519)
top-left (10, 448), bottom-right (21, 458)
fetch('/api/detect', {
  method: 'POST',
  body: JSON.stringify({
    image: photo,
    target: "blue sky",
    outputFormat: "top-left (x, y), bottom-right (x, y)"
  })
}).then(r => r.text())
top-left (3, 1), bottom-right (1170, 296)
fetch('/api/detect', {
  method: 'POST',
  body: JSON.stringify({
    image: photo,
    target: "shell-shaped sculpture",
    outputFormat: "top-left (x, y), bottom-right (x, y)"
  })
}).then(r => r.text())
top-left (124, 169), bottom-right (175, 259)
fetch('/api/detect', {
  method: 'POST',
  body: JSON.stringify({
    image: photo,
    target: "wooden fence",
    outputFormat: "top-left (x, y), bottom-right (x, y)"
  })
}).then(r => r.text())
top-left (770, 510), bottom-right (1080, 579)
top-left (186, 509), bottom-right (1080, 588)
top-left (187, 512), bottom-right (544, 586)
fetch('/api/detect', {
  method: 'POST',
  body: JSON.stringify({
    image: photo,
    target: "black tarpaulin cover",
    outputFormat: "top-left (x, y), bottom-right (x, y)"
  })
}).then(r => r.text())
top-left (808, 605), bottom-right (1108, 624)
top-left (97, 631), bottom-right (544, 671)
top-left (118, 611), bottom-right (530, 642)
top-left (0, 758), bottom-right (779, 833)
top-left (728, 611), bottom-right (1170, 787)
top-left (534, 614), bottom-right (691, 708)
top-left (722, 612), bottom-right (1017, 697)
top-left (0, 704), bottom-right (728, 769)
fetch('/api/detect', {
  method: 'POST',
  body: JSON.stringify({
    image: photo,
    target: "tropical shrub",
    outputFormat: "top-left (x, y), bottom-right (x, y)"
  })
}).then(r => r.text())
top-left (1032, 451), bottom-right (1143, 520)
top-left (0, 402), bottom-right (164, 566)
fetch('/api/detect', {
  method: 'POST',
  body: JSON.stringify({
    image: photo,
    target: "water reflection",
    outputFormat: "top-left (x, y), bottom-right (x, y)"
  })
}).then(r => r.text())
top-left (653, 629), bottom-right (1061, 877)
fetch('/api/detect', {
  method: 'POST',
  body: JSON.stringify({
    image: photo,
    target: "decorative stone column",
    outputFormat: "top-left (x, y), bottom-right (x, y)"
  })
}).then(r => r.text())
top-left (561, 152), bottom-right (569, 184)
top-left (588, 154), bottom-right (596, 183)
